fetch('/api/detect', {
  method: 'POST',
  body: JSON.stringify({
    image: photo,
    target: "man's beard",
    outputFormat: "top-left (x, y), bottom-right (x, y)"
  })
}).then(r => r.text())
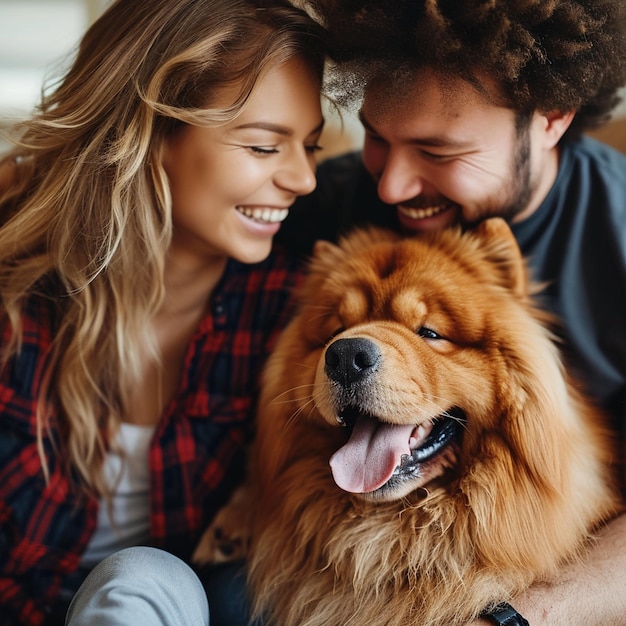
top-left (462, 114), bottom-right (534, 229)
top-left (499, 116), bottom-right (534, 222)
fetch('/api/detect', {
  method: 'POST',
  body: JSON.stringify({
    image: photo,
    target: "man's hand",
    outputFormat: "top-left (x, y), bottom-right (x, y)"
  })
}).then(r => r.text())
top-left (466, 513), bottom-right (626, 625)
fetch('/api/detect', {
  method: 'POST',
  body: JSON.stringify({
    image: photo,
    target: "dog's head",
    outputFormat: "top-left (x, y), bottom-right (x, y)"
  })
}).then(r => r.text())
top-left (271, 217), bottom-right (588, 503)
top-left (311, 218), bottom-right (540, 501)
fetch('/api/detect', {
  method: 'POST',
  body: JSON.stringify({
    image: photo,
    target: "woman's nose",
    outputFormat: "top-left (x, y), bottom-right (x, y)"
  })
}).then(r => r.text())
top-left (274, 150), bottom-right (317, 196)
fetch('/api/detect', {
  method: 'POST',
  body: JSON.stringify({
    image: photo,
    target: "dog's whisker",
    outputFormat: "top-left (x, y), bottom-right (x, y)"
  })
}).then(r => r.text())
top-left (286, 398), bottom-right (315, 426)
top-left (302, 304), bottom-right (335, 312)
top-left (419, 396), bottom-right (457, 417)
top-left (442, 411), bottom-right (470, 432)
top-left (301, 309), bottom-right (336, 327)
top-left (271, 398), bottom-right (314, 409)
top-left (415, 401), bottom-right (471, 433)
top-left (270, 383), bottom-right (316, 404)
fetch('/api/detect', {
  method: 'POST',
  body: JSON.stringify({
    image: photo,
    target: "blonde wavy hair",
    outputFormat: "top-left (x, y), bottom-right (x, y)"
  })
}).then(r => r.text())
top-left (0, 0), bottom-right (325, 497)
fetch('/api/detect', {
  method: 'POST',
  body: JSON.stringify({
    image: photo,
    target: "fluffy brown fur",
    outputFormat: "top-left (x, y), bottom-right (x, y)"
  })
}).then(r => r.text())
top-left (247, 218), bottom-right (618, 626)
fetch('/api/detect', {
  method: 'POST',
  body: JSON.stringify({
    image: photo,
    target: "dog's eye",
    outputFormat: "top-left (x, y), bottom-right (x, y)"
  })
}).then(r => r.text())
top-left (417, 326), bottom-right (442, 340)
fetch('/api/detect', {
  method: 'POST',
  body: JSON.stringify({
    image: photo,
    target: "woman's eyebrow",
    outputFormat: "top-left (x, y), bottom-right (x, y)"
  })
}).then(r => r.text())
top-left (234, 119), bottom-right (325, 136)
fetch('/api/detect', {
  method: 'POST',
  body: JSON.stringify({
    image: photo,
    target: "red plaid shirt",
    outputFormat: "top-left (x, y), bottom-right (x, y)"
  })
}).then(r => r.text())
top-left (0, 248), bottom-right (304, 625)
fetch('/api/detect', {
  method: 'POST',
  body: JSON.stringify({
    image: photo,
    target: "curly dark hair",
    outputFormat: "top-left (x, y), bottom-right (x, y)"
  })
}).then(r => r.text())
top-left (305, 0), bottom-right (626, 136)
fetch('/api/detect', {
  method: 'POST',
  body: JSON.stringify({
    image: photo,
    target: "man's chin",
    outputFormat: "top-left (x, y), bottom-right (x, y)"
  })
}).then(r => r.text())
top-left (396, 205), bottom-right (459, 234)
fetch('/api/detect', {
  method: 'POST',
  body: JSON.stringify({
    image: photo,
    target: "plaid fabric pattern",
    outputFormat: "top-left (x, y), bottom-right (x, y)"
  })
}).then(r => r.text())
top-left (0, 247), bottom-right (304, 625)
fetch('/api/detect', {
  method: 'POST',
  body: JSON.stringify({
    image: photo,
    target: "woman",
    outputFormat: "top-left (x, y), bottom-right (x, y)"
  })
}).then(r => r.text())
top-left (0, 0), bottom-right (325, 624)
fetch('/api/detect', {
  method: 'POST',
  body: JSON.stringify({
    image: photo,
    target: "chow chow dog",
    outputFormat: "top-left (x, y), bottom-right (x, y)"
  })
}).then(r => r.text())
top-left (195, 218), bottom-right (617, 626)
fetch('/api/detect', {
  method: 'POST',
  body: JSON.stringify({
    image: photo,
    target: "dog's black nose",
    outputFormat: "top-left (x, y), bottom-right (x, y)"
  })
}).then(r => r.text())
top-left (324, 337), bottom-right (381, 387)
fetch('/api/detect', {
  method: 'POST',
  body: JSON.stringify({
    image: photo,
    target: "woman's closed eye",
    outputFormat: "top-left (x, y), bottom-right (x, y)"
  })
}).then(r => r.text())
top-left (248, 143), bottom-right (322, 156)
top-left (305, 143), bottom-right (323, 154)
top-left (249, 146), bottom-right (279, 155)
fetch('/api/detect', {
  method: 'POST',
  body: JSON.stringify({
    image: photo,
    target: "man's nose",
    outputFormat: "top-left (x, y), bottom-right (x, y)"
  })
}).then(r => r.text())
top-left (376, 150), bottom-right (424, 205)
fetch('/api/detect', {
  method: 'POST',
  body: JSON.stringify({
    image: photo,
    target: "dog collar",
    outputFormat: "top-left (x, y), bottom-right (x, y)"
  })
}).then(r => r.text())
top-left (481, 602), bottom-right (530, 625)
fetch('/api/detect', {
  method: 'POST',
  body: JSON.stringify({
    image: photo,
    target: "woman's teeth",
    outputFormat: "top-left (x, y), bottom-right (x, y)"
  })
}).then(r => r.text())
top-left (398, 204), bottom-right (450, 219)
top-left (236, 206), bottom-right (289, 224)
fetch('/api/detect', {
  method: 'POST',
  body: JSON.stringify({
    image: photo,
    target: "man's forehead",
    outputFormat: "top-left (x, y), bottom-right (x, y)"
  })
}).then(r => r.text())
top-left (361, 67), bottom-right (502, 121)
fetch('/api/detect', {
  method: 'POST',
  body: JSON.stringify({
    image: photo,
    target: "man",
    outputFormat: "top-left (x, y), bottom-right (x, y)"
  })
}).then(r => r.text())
top-left (279, 1), bottom-right (626, 624)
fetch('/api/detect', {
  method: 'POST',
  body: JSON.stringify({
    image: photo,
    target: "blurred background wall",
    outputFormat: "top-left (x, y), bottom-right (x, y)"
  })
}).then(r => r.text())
top-left (0, 0), bottom-right (110, 150)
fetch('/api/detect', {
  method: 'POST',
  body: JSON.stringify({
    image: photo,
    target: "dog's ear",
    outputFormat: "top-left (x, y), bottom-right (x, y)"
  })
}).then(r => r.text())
top-left (473, 218), bottom-right (528, 298)
top-left (312, 238), bottom-right (342, 260)
top-left (311, 239), bottom-right (346, 275)
top-left (311, 227), bottom-right (399, 268)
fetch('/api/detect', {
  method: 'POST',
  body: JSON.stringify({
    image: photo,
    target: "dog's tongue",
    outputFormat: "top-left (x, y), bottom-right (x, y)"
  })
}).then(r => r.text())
top-left (329, 415), bottom-right (415, 493)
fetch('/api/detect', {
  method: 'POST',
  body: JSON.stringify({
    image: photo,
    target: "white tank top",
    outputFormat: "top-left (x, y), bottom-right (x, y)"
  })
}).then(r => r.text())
top-left (80, 422), bottom-right (155, 569)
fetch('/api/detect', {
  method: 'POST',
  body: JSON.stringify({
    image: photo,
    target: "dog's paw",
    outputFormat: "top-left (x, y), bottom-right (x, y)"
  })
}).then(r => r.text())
top-left (191, 484), bottom-right (253, 566)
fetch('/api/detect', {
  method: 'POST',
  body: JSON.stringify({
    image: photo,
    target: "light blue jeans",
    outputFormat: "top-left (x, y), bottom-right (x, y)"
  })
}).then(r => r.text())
top-left (65, 547), bottom-right (210, 625)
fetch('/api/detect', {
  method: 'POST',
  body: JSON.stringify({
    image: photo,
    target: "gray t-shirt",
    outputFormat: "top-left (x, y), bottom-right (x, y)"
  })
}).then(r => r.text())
top-left (512, 136), bottom-right (626, 432)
